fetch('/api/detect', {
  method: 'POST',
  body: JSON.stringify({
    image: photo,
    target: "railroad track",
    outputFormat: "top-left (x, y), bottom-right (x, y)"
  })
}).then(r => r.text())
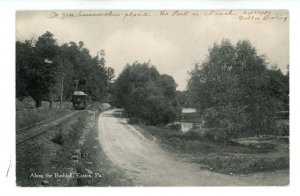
top-left (17, 117), bottom-right (57, 133)
top-left (16, 111), bottom-right (80, 146)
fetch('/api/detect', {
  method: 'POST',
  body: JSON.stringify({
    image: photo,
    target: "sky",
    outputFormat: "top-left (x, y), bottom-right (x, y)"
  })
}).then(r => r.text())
top-left (16, 10), bottom-right (289, 90)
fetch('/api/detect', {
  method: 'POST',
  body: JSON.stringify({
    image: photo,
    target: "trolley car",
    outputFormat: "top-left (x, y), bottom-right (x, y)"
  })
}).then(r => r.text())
top-left (72, 91), bottom-right (87, 110)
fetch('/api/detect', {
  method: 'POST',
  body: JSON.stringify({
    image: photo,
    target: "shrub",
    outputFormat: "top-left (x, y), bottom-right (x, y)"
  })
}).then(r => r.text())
top-left (51, 131), bottom-right (64, 145)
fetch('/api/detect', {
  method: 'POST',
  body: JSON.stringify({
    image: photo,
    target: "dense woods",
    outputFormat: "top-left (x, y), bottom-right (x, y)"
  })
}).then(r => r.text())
top-left (16, 31), bottom-right (114, 108)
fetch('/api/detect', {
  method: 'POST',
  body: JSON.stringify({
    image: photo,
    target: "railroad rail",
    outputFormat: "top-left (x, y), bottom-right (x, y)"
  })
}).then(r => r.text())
top-left (17, 117), bottom-right (57, 133)
top-left (16, 111), bottom-right (80, 146)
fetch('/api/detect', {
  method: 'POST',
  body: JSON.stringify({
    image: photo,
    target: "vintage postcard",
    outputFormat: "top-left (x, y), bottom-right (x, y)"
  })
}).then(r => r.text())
top-left (16, 10), bottom-right (289, 186)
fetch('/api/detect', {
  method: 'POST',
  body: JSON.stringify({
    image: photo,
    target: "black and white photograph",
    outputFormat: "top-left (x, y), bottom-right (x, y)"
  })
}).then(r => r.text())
top-left (14, 9), bottom-right (289, 187)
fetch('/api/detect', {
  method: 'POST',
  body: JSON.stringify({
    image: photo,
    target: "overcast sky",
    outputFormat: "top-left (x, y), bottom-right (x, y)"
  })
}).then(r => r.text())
top-left (16, 10), bottom-right (289, 90)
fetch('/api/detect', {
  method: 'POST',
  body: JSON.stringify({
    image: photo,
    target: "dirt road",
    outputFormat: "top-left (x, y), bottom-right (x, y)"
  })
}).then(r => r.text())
top-left (98, 109), bottom-right (289, 186)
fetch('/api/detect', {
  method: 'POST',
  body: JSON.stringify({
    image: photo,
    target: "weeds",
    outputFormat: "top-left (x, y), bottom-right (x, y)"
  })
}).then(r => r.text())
top-left (16, 108), bottom-right (69, 130)
top-left (198, 155), bottom-right (289, 175)
top-left (139, 123), bottom-right (288, 175)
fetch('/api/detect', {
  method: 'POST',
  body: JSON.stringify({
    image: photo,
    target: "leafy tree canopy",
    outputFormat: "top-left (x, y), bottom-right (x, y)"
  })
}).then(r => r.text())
top-left (16, 31), bottom-right (114, 107)
top-left (187, 39), bottom-right (288, 138)
top-left (114, 62), bottom-right (181, 125)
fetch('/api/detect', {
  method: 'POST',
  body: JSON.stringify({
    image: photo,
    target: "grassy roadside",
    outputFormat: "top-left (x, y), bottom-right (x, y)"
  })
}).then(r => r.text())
top-left (133, 123), bottom-right (289, 175)
top-left (16, 105), bottom-right (131, 187)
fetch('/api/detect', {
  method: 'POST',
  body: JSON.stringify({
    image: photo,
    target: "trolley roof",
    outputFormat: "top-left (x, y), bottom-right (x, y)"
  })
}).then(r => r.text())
top-left (73, 91), bottom-right (86, 96)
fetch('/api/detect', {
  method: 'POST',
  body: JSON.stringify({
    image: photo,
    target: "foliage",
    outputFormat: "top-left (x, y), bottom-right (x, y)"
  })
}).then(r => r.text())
top-left (16, 32), bottom-right (58, 107)
top-left (16, 31), bottom-right (114, 107)
top-left (176, 90), bottom-right (193, 108)
top-left (114, 62), bottom-right (181, 125)
top-left (187, 40), bottom-right (289, 138)
top-left (198, 155), bottom-right (288, 175)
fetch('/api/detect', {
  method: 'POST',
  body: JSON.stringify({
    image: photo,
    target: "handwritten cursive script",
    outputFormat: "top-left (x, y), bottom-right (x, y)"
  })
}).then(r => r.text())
top-left (49, 10), bottom-right (288, 23)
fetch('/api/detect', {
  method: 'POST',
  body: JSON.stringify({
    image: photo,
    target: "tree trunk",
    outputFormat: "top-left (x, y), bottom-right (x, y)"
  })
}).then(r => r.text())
top-left (35, 100), bottom-right (42, 108)
top-left (49, 100), bottom-right (53, 108)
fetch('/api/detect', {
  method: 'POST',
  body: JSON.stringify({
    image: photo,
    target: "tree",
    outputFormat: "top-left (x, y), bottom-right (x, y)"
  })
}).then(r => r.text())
top-left (16, 31), bottom-right (115, 107)
top-left (16, 40), bottom-right (33, 100)
top-left (47, 40), bottom-right (114, 102)
top-left (16, 31), bottom-right (58, 108)
top-left (114, 62), bottom-right (181, 125)
top-left (114, 62), bottom-right (160, 107)
top-left (187, 40), bottom-right (288, 138)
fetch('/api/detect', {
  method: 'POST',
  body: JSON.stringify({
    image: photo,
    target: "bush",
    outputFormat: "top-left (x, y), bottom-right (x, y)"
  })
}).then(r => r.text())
top-left (51, 130), bottom-right (64, 145)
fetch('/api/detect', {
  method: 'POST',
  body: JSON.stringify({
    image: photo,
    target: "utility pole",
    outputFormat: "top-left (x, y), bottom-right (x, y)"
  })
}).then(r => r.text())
top-left (85, 77), bottom-right (88, 95)
top-left (74, 80), bottom-right (79, 92)
top-left (60, 76), bottom-right (64, 109)
top-left (59, 58), bottom-right (64, 109)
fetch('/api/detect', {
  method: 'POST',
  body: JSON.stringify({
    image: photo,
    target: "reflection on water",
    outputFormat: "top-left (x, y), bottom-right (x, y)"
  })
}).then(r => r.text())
top-left (180, 122), bottom-right (194, 133)
top-left (167, 122), bottom-right (194, 133)
top-left (165, 108), bottom-right (198, 132)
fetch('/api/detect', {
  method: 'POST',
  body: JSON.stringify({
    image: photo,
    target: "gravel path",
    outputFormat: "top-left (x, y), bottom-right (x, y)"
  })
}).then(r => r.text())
top-left (98, 109), bottom-right (289, 186)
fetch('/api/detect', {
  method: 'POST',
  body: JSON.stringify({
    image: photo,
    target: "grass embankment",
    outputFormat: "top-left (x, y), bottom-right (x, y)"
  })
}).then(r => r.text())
top-left (17, 105), bottom-right (131, 186)
top-left (16, 108), bottom-right (70, 130)
top-left (16, 98), bottom-right (73, 130)
top-left (133, 112), bottom-right (289, 175)
top-left (16, 112), bottom-right (83, 186)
